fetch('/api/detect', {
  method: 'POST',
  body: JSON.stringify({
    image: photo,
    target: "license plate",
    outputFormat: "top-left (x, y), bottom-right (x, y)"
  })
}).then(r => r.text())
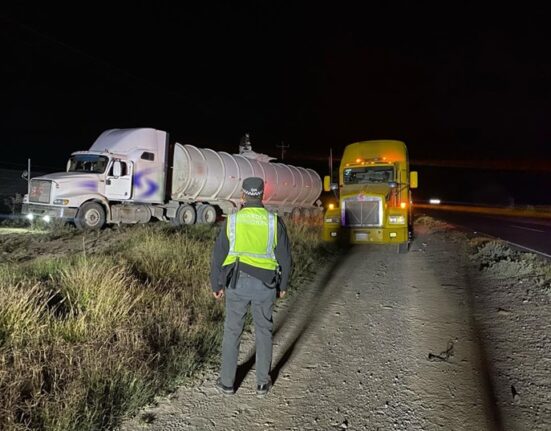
top-left (355, 232), bottom-right (368, 241)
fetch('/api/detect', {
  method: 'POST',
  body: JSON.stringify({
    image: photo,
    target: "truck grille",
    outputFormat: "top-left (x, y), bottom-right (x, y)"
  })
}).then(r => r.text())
top-left (343, 197), bottom-right (382, 227)
top-left (29, 180), bottom-right (51, 203)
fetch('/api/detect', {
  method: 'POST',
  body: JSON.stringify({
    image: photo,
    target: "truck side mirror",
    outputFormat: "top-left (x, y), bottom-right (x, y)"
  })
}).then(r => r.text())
top-left (324, 175), bottom-right (339, 192)
top-left (410, 171), bottom-right (418, 189)
top-left (21, 170), bottom-right (28, 180)
top-left (323, 176), bottom-right (331, 192)
top-left (112, 161), bottom-right (122, 177)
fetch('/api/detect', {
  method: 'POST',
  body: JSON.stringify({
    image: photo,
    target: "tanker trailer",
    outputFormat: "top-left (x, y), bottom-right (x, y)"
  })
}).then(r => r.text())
top-left (170, 141), bottom-right (324, 225)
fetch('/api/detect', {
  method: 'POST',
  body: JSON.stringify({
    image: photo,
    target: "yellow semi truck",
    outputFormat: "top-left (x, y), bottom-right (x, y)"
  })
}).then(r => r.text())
top-left (322, 139), bottom-right (418, 253)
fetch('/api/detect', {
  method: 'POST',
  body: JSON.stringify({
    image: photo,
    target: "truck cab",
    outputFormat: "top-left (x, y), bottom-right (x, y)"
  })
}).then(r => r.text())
top-left (322, 140), bottom-right (418, 252)
top-left (22, 128), bottom-right (167, 229)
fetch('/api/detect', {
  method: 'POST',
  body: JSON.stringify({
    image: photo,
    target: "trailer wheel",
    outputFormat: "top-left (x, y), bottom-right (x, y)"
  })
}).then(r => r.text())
top-left (75, 202), bottom-right (106, 230)
top-left (296, 208), bottom-right (306, 224)
top-left (291, 207), bottom-right (302, 223)
top-left (172, 204), bottom-right (196, 226)
top-left (196, 204), bottom-right (217, 224)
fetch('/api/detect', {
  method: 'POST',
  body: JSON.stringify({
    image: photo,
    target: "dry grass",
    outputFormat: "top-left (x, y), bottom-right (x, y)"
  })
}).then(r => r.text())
top-left (415, 215), bottom-right (551, 295)
top-left (469, 238), bottom-right (551, 292)
top-left (0, 220), bottom-right (329, 430)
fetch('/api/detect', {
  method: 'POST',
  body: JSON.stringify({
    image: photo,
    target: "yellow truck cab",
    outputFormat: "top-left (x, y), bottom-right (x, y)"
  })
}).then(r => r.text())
top-left (322, 140), bottom-right (418, 253)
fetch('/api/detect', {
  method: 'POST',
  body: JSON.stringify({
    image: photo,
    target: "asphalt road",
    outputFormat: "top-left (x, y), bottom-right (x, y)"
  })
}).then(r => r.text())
top-left (416, 207), bottom-right (551, 257)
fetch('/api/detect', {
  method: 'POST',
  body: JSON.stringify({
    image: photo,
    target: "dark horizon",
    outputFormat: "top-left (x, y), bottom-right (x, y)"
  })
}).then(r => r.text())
top-left (1, 2), bottom-right (550, 204)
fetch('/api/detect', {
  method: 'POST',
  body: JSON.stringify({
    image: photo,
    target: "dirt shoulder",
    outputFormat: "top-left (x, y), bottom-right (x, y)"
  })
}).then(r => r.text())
top-left (118, 218), bottom-right (551, 431)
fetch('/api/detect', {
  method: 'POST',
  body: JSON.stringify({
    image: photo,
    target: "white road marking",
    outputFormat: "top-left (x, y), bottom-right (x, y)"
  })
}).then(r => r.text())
top-left (502, 240), bottom-right (551, 259)
top-left (510, 224), bottom-right (545, 233)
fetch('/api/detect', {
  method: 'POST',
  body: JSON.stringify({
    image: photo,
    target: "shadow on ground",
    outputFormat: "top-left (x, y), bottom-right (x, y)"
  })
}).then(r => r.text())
top-left (234, 245), bottom-right (352, 389)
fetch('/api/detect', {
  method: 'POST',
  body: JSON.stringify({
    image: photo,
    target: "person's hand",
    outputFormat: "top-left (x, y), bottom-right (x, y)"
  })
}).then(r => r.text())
top-left (278, 290), bottom-right (286, 299)
top-left (212, 289), bottom-right (224, 299)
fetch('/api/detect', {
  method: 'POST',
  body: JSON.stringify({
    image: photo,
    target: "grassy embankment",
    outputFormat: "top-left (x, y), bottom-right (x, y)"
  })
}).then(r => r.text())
top-left (0, 221), bottom-right (332, 431)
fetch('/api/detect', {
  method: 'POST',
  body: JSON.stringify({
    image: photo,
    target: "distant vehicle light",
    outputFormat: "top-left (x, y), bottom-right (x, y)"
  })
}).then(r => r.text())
top-left (429, 199), bottom-right (441, 205)
top-left (355, 158), bottom-right (362, 163)
top-left (43, 215), bottom-right (51, 223)
top-left (328, 203), bottom-right (335, 210)
top-left (26, 213), bottom-right (34, 221)
top-left (400, 202), bottom-right (407, 209)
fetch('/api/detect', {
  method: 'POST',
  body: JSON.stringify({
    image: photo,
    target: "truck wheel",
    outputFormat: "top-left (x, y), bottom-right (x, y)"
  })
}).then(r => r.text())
top-left (196, 204), bottom-right (217, 224)
top-left (316, 208), bottom-right (325, 224)
top-left (172, 204), bottom-right (196, 226)
top-left (398, 241), bottom-right (410, 254)
top-left (75, 202), bottom-right (106, 230)
top-left (291, 207), bottom-right (302, 223)
top-left (297, 208), bottom-right (307, 224)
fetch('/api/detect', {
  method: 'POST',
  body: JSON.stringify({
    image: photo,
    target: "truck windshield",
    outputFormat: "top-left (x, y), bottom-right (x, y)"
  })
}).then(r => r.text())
top-left (68, 155), bottom-right (109, 174)
top-left (343, 166), bottom-right (394, 185)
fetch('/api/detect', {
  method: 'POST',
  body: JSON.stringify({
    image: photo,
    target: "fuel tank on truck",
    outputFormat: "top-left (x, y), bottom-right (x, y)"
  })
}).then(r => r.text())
top-left (171, 143), bottom-right (322, 212)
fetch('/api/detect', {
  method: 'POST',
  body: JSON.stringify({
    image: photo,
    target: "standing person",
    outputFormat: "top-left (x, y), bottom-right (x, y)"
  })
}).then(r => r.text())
top-left (210, 177), bottom-right (292, 397)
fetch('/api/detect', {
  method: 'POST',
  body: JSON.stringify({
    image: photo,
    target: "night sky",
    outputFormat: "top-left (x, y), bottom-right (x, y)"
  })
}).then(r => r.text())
top-left (1, 2), bottom-right (550, 204)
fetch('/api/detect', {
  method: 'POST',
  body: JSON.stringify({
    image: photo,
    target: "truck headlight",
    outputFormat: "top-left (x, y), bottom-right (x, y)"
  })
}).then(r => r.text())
top-left (324, 216), bottom-right (340, 224)
top-left (53, 199), bottom-right (70, 205)
top-left (388, 215), bottom-right (405, 224)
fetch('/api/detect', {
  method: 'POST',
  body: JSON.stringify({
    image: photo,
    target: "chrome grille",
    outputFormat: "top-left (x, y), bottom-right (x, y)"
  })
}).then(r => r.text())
top-left (29, 180), bottom-right (51, 203)
top-left (343, 197), bottom-right (382, 227)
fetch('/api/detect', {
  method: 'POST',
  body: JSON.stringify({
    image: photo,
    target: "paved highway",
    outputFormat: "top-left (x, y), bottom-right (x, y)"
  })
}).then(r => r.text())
top-left (416, 205), bottom-right (551, 258)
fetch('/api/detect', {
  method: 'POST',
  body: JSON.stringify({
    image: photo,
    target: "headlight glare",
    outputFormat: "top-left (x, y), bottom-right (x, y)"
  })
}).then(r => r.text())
top-left (388, 215), bottom-right (405, 224)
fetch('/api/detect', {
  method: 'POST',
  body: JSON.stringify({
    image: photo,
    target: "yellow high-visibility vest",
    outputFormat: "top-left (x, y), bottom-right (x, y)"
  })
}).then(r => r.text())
top-left (222, 207), bottom-right (278, 270)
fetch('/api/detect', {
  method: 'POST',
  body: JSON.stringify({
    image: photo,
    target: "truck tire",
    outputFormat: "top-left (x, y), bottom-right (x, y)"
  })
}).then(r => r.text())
top-left (291, 207), bottom-right (302, 223)
top-left (171, 204), bottom-right (196, 226)
top-left (196, 204), bottom-right (217, 224)
top-left (398, 241), bottom-right (410, 254)
top-left (75, 202), bottom-right (106, 230)
top-left (298, 208), bottom-right (308, 223)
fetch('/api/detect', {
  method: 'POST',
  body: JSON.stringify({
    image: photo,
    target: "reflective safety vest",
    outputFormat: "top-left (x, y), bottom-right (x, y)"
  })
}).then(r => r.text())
top-left (222, 207), bottom-right (278, 270)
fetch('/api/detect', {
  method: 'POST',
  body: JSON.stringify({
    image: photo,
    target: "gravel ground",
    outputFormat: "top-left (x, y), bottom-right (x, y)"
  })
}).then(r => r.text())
top-left (119, 221), bottom-right (550, 431)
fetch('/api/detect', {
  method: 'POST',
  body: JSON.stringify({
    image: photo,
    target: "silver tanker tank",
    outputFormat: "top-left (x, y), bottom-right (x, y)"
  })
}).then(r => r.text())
top-left (171, 142), bottom-right (322, 217)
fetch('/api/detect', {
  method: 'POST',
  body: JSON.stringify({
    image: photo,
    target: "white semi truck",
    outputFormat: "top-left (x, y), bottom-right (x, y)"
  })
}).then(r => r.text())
top-left (22, 128), bottom-right (323, 230)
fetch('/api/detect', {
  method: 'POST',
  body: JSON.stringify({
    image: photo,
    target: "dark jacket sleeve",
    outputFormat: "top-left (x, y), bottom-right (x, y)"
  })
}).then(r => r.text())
top-left (274, 217), bottom-right (292, 291)
top-left (210, 219), bottom-right (229, 292)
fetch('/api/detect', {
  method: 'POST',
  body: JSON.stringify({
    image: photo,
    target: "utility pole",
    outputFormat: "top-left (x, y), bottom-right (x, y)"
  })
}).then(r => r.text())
top-left (276, 141), bottom-right (290, 161)
top-left (329, 148), bottom-right (333, 182)
top-left (21, 158), bottom-right (31, 196)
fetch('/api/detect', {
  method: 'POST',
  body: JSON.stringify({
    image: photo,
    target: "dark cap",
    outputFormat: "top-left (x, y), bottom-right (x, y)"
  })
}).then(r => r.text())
top-left (242, 177), bottom-right (264, 197)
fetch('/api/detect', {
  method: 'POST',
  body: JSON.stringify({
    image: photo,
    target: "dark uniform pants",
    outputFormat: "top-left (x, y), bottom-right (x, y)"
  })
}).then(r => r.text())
top-left (220, 271), bottom-right (277, 387)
